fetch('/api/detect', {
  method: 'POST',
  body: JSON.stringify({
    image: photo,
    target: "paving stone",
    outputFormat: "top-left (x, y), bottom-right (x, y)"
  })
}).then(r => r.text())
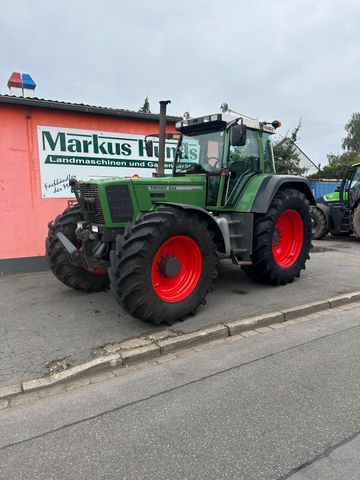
top-left (112, 365), bottom-right (134, 377)
top-left (0, 399), bottom-right (9, 410)
top-left (348, 292), bottom-right (360, 303)
top-left (254, 326), bottom-right (274, 334)
top-left (240, 330), bottom-right (259, 338)
top-left (89, 370), bottom-right (116, 384)
top-left (121, 344), bottom-right (160, 364)
top-left (120, 338), bottom-right (153, 350)
top-left (144, 330), bottom-right (178, 342)
top-left (174, 348), bottom-right (197, 358)
top-left (65, 377), bottom-right (91, 391)
top-left (225, 311), bottom-right (284, 335)
top-left (104, 343), bottom-right (121, 354)
top-left (268, 323), bottom-right (287, 330)
top-left (192, 338), bottom-right (228, 351)
top-left (328, 295), bottom-right (351, 308)
top-left (158, 324), bottom-right (228, 354)
top-left (11, 392), bottom-right (40, 407)
top-left (282, 300), bottom-right (329, 320)
top-left (155, 353), bottom-right (178, 364)
top-left (22, 377), bottom-right (52, 392)
top-left (38, 384), bottom-right (66, 398)
top-left (225, 334), bottom-right (246, 342)
top-left (0, 384), bottom-right (22, 399)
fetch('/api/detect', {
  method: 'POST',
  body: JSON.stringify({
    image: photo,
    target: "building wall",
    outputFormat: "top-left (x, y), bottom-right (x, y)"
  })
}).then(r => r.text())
top-left (0, 104), bottom-right (172, 270)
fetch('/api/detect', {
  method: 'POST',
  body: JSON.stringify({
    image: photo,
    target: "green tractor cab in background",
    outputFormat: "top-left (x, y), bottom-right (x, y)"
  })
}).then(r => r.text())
top-left (46, 101), bottom-right (315, 325)
top-left (311, 163), bottom-right (360, 239)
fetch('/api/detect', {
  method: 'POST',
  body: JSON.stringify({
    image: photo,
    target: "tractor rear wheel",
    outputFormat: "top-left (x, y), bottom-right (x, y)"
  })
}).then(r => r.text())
top-left (108, 208), bottom-right (218, 325)
top-left (242, 189), bottom-right (311, 285)
top-left (352, 204), bottom-right (360, 238)
top-left (46, 206), bottom-right (109, 292)
top-left (310, 206), bottom-right (328, 239)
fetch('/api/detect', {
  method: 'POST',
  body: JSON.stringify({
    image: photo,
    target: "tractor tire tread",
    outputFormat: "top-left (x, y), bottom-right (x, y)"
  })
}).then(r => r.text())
top-left (109, 208), bottom-right (218, 325)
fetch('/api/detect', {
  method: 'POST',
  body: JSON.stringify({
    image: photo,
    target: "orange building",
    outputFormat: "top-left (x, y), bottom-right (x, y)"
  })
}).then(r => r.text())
top-left (0, 95), bottom-right (178, 274)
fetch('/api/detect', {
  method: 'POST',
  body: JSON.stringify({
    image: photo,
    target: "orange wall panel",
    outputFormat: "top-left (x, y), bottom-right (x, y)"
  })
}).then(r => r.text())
top-left (0, 105), bottom-right (172, 260)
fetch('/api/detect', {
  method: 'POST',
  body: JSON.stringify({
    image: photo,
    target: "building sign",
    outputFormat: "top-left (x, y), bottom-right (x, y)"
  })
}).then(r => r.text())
top-left (37, 126), bottom-right (199, 198)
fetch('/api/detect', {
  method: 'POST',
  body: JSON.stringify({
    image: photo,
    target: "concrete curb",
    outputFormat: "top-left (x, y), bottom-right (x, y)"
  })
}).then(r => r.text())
top-left (1, 290), bottom-right (360, 408)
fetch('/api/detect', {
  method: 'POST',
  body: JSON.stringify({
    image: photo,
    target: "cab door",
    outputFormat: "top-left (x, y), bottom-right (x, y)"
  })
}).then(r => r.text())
top-left (221, 129), bottom-right (261, 208)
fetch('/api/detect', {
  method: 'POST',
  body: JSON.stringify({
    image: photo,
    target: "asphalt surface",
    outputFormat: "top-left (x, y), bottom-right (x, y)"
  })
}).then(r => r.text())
top-left (1, 305), bottom-right (360, 479)
top-left (1, 236), bottom-right (360, 386)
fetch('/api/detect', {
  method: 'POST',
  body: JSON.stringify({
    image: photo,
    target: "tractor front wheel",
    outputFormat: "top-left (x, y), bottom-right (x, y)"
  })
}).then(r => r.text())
top-left (46, 206), bottom-right (109, 292)
top-left (242, 189), bottom-right (311, 285)
top-left (108, 208), bottom-right (218, 325)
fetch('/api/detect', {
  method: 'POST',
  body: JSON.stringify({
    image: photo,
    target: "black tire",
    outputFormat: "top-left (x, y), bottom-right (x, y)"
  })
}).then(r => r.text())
top-left (352, 204), bottom-right (360, 238)
top-left (242, 189), bottom-right (312, 285)
top-left (46, 206), bottom-right (109, 292)
top-left (329, 231), bottom-right (351, 237)
top-left (108, 207), bottom-right (218, 325)
top-left (310, 206), bottom-right (328, 239)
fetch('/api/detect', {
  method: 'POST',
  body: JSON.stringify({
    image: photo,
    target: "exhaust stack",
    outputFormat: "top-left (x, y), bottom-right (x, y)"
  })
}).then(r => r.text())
top-left (157, 100), bottom-right (171, 176)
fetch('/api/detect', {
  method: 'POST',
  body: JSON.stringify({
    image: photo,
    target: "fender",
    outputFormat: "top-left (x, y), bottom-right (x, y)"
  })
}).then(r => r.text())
top-left (251, 175), bottom-right (316, 213)
top-left (154, 202), bottom-right (228, 254)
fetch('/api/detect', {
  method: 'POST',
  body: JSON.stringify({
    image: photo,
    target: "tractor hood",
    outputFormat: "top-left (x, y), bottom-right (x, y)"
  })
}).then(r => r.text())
top-left (317, 191), bottom-right (348, 204)
top-left (80, 175), bottom-right (207, 227)
top-left (130, 175), bottom-right (207, 211)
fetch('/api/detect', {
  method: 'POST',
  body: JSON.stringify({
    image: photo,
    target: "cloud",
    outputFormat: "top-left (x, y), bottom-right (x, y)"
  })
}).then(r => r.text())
top-left (1, 0), bottom-right (359, 164)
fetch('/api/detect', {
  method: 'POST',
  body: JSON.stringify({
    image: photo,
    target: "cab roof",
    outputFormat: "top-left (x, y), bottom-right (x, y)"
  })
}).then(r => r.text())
top-left (176, 111), bottom-right (276, 134)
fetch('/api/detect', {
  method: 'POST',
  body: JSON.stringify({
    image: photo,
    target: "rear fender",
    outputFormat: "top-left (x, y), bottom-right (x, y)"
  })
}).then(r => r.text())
top-left (251, 176), bottom-right (316, 213)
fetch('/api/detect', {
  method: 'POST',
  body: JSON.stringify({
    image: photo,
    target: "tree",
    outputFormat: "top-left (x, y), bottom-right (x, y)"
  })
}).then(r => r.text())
top-left (273, 122), bottom-right (308, 176)
top-left (308, 112), bottom-right (360, 179)
top-left (138, 96), bottom-right (151, 114)
top-left (342, 113), bottom-right (360, 153)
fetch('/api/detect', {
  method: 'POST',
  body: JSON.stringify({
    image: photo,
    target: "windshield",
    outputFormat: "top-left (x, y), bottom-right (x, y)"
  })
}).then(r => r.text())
top-left (175, 128), bottom-right (225, 174)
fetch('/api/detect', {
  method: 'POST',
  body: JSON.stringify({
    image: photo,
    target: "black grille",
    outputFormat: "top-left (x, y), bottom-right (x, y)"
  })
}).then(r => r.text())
top-left (106, 185), bottom-right (134, 223)
top-left (79, 183), bottom-right (105, 224)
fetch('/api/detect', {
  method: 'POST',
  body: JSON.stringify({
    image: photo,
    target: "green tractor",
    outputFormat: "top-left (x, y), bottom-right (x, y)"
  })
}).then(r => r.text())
top-left (46, 101), bottom-right (315, 325)
top-left (311, 163), bottom-right (360, 239)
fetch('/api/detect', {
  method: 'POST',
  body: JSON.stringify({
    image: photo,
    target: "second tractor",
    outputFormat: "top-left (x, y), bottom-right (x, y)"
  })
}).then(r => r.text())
top-left (311, 163), bottom-right (360, 239)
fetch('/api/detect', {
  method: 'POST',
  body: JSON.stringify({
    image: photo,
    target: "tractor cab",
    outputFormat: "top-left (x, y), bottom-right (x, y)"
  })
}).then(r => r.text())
top-left (174, 111), bottom-right (278, 209)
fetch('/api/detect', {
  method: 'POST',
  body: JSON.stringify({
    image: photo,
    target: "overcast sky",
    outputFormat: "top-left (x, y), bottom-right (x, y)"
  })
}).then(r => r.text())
top-left (1, 0), bottom-right (359, 165)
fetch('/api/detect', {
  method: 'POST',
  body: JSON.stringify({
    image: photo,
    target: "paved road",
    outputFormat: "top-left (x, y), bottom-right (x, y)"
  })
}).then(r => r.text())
top-left (1, 304), bottom-right (360, 479)
top-left (1, 236), bottom-right (360, 386)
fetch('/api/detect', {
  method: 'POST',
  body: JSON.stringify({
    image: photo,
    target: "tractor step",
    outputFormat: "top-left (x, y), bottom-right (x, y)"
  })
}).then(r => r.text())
top-left (219, 212), bottom-right (253, 264)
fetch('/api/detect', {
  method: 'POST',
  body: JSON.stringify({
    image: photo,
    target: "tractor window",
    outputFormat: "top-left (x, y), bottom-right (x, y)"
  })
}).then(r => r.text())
top-left (175, 129), bottom-right (224, 174)
top-left (262, 133), bottom-right (276, 173)
top-left (349, 166), bottom-right (360, 206)
top-left (224, 129), bottom-right (260, 207)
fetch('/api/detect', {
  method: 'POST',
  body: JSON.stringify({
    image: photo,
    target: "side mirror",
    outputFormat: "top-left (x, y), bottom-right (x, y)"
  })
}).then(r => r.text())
top-left (145, 139), bottom-right (154, 157)
top-left (230, 124), bottom-right (247, 147)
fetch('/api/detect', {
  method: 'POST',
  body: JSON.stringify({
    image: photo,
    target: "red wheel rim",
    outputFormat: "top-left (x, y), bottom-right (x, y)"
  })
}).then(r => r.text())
top-left (75, 240), bottom-right (107, 275)
top-left (151, 235), bottom-right (202, 303)
top-left (272, 209), bottom-right (304, 268)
